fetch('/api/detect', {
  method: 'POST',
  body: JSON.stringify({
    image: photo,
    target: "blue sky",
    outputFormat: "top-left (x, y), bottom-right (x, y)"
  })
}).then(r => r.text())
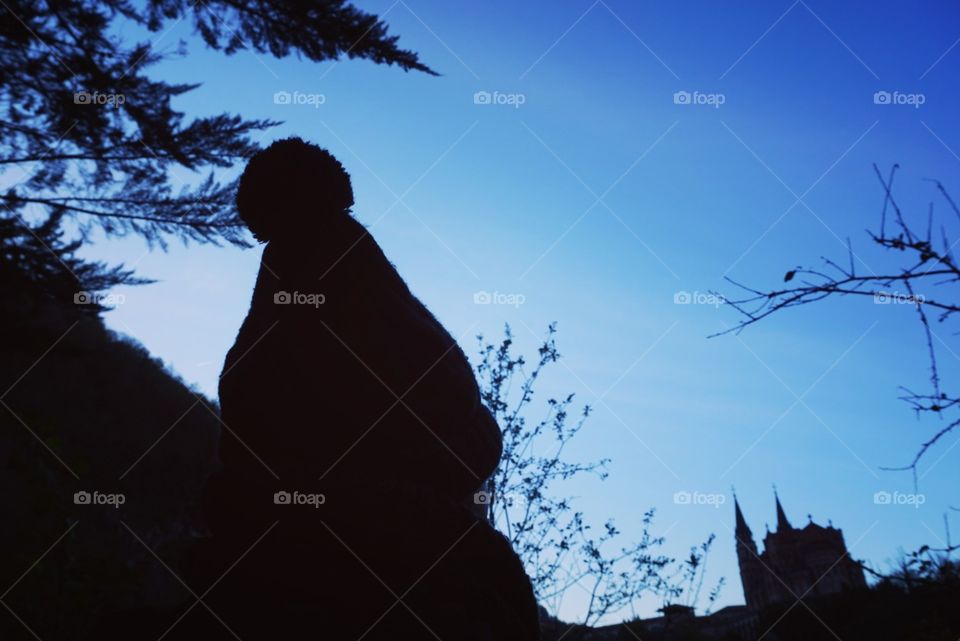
top-left (74, 0), bottom-right (960, 623)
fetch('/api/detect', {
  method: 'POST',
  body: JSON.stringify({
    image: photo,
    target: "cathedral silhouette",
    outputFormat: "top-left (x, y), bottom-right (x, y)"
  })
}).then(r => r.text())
top-left (734, 489), bottom-right (867, 609)
top-left (545, 489), bottom-right (872, 640)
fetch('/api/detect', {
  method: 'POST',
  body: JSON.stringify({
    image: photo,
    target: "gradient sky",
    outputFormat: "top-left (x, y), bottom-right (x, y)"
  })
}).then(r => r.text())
top-left (66, 0), bottom-right (960, 623)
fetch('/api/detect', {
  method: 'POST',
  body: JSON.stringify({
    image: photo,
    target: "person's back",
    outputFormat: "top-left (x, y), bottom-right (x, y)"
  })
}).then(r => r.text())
top-left (208, 139), bottom-right (502, 518)
top-left (190, 138), bottom-right (539, 640)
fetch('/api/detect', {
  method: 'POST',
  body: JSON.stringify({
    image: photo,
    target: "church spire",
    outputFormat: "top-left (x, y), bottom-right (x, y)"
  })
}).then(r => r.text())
top-left (733, 488), bottom-right (756, 552)
top-left (774, 485), bottom-right (792, 531)
top-left (734, 490), bottom-right (751, 538)
top-left (733, 488), bottom-right (761, 609)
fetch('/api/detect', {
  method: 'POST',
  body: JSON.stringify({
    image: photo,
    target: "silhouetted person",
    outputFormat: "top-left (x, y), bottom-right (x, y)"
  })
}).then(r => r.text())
top-left (178, 138), bottom-right (539, 639)
top-left (215, 137), bottom-right (504, 509)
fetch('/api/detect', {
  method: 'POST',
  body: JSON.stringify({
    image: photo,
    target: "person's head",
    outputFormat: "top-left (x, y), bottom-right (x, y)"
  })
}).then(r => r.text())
top-left (236, 137), bottom-right (354, 242)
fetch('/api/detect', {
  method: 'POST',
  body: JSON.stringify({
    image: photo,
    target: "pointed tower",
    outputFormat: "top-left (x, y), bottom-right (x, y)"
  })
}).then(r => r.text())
top-left (773, 486), bottom-right (792, 532)
top-left (734, 493), bottom-right (756, 552)
top-left (734, 484), bottom-right (866, 612)
top-left (733, 491), bottom-right (763, 609)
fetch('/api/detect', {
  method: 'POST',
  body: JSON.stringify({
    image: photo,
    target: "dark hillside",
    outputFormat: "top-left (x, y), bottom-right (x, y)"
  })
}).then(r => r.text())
top-left (0, 226), bottom-right (220, 640)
